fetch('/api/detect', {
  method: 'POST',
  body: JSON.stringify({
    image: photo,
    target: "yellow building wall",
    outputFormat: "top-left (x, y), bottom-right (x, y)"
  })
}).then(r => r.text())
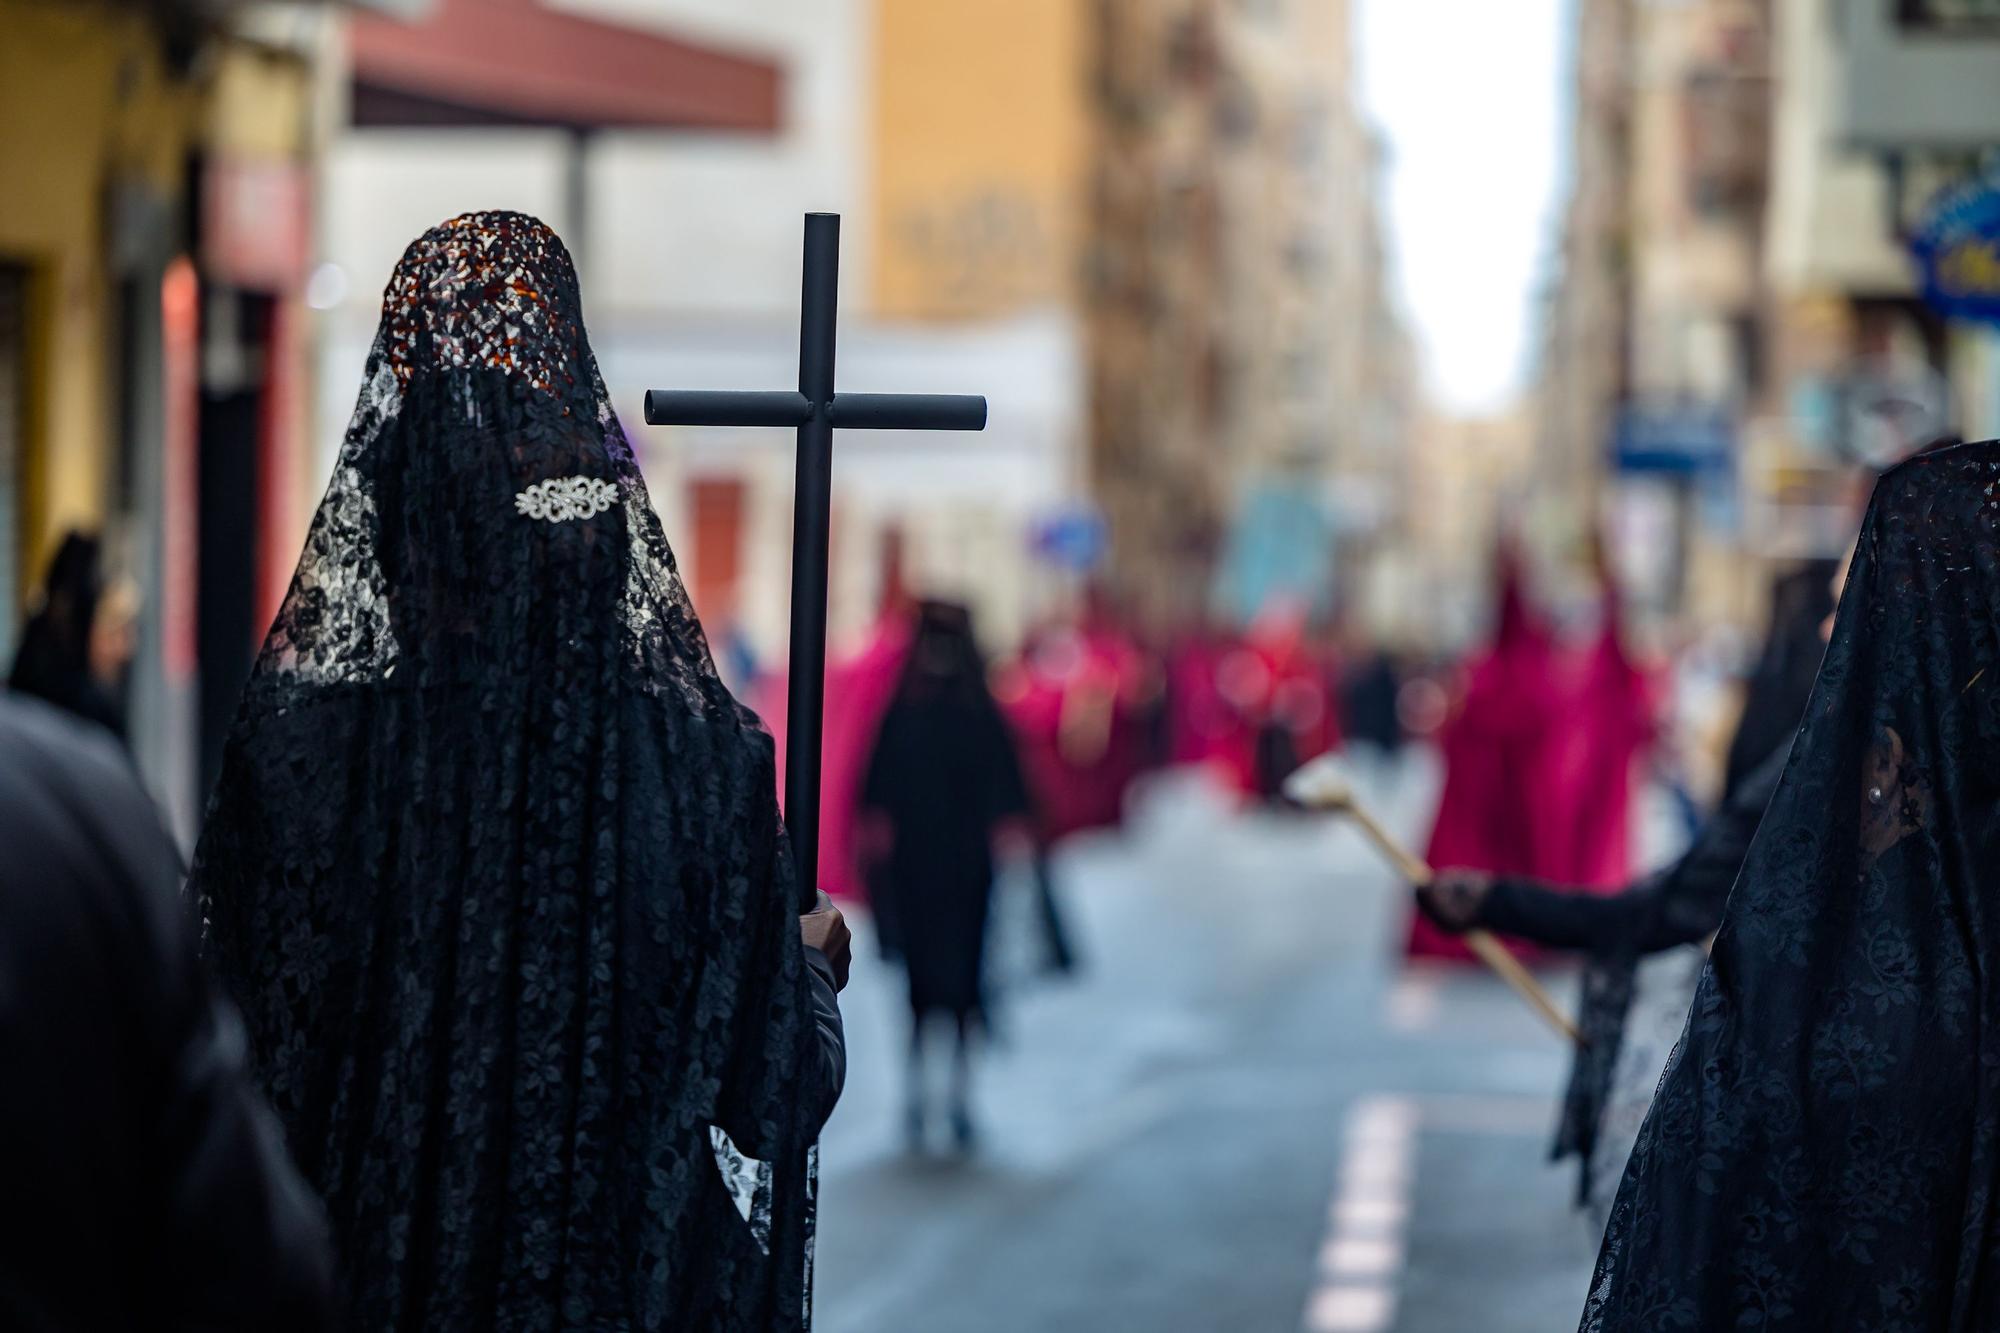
top-left (0, 0), bottom-right (200, 584)
top-left (870, 0), bottom-right (1085, 320)
top-left (0, 4), bottom-right (317, 600)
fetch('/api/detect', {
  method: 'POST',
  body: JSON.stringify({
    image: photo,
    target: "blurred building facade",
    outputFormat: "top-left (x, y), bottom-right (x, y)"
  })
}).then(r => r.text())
top-left (322, 0), bottom-right (1416, 670)
top-left (0, 0), bottom-right (342, 837)
top-left (1084, 0), bottom-right (1414, 637)
top-left (1541, 0), bottom-right (2000, 633)
top-left (318, 0), bottom-right (1087, 679)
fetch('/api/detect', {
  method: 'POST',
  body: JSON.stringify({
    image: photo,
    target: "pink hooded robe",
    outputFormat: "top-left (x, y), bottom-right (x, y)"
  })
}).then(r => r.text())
top-left (996, 617), bottom-right (1152, 841)
top-left (1408, 558), bottom-right (1566, 961)
top-left (1538, 578), bottom-right (1656, 890)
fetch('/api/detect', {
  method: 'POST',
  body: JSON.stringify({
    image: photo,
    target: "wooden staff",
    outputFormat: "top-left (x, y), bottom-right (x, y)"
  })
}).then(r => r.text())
top-left (1285, 756), bottom-right (1583, 1045)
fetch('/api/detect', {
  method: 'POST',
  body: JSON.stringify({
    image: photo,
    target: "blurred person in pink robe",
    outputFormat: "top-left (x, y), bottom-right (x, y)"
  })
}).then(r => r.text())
top-left (1244, 600), bottom-right (1342, 801)
top-left (1166, 622), bottom-right (1266, 797)
top-left (1538, 552), bottom-right (1659, 890)
top-left (996, 596), bottom-right (1153, 842)
top-left (1408, 545), bottom-right (1567, 961)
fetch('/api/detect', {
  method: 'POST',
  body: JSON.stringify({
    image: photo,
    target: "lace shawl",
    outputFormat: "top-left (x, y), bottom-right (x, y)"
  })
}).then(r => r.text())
top-left (1582, 441), bottom-right (2000, 1330)
top-left (191, 212), bottom-right (823, 1332)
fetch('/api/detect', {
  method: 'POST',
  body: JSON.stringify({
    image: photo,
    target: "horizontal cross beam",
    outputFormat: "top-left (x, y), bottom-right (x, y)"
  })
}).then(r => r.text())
top-left (643, 389), bottom-right (988, 432)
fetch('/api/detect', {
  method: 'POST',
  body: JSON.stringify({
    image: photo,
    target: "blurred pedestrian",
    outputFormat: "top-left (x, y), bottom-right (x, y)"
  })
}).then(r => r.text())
top-left (992, 592), bottom-right (1156, 976)
top-left (7, 530), bottom-right (132, 739)
top-left (0, 693), bottom-right (337, 1331)
top-left (189, 213), bottom-right (847, 1333)
top-left (1580, 441), bottom-right (2000, 1330)
top-left (998, 597), bottom-right (1147, 844)
top-left (1245, 601), bottom-right (1340, 804)
top-left (1168, 620), bottom-right (1264, 792)
top-left (863, 600), bottom-right (1033, 1152)
top-left (1538, 549), bottom-right (1657, 889)
top-left (1340, 644), bottom-right (1405, 760)
top-left (1409, 542), bottom-right (1566, 960)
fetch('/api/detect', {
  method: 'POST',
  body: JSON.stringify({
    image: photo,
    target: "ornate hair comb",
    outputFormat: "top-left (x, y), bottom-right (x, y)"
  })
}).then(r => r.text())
top-left (515, 476), bottom-right (617, 523)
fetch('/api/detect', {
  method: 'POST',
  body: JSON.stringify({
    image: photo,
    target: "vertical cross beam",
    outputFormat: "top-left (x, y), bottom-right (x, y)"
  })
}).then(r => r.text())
top-left (786, 213), bottom-right (840, 917)
top-left (644, 213), bottom-right (987, 911)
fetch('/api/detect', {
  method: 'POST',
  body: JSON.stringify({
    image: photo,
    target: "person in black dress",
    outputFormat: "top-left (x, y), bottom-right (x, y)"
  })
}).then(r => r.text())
top-left (863, 600), bottom-right (1033, 1151)
top-left (190, 213), bottom-right (848, 1332)
top-left (1572, 440), bottom-right (2000, 1329)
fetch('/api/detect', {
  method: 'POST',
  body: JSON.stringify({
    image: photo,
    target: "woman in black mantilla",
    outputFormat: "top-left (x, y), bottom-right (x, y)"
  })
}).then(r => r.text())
top-left (190, 213), bottom-right (847, 1332)
top-left (863, 600), bottom-right (1032, 1151)
top-left (1580, 439), bottom-right (2000, 1331)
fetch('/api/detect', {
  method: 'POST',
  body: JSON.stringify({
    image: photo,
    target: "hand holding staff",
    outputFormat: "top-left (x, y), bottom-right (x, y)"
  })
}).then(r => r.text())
top-left (1284, 755), bottom-right (1583, 1046)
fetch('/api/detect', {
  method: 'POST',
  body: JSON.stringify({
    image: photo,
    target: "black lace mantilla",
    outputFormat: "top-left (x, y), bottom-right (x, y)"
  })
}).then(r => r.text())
top-left (1582, 440), bottom-right (2000, 1330)
top-left (191, 213), bottom-right (824, 1331)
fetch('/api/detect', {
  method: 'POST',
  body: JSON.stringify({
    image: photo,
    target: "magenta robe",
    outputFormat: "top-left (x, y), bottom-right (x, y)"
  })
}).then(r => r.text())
top-left (1166, 630), bottom-right (1262, 796)
top-left (997, 622), bottom-right (1151, 841)
top-left (1409, 575), bottom-right (1566, 960)
top-left (1538, 593), bottom-right (1657, 890)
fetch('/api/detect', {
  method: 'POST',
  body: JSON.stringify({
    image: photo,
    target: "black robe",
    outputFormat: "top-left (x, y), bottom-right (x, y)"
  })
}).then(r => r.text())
top-left (1581, 440), bottom-right (2000, 1330)
top-left (864, 612), bottom-right (1032, 1026)
top-left (190, 213), bottom-right (840, 1333)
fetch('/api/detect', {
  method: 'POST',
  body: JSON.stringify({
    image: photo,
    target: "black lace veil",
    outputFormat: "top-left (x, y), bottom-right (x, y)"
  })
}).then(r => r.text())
top-left (190, 213), bottom-right (823, 1331)
top-left (1582, 440), bottom-right (2000, 1330)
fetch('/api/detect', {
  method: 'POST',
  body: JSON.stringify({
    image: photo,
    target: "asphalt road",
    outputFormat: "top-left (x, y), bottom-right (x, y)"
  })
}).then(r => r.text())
top-left (811, 757), bottom-right (1645, 1333)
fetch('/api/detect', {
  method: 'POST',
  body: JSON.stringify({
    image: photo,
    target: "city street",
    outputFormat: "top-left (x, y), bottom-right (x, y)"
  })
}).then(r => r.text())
top-left (815, 759), bottom-right (1646, 1333)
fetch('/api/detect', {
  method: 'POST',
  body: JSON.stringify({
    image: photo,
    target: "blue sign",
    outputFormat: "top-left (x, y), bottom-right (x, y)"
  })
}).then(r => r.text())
top-left (1910, 173), bottom-right (2000, 325)
top-left (1029, 506), bottom-right (1108, 572)
top-left (1610, 404), bottom-right (1736, 476)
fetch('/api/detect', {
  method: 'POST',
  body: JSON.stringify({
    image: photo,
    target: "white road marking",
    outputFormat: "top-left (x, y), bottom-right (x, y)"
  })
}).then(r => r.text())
top-left (1302, 1091), bottom-right (1567, 1332)
top-left (1302, 1094), bottom-right (1418, 1332)
top-left (1306, 1284), bottom-right (1397, 1331)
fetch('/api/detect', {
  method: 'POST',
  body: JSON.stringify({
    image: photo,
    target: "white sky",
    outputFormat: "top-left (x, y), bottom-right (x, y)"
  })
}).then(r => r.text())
top-left (1357, 0), bottom-right (1571, 415)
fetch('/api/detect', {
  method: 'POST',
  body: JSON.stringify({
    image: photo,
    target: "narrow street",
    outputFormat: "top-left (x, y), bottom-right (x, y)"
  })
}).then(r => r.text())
top-left (814, 760), bottom-right (1645, 1332)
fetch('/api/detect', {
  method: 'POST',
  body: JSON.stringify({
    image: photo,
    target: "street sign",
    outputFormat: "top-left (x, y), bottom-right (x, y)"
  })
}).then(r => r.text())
top-left (1029, 505), bottom-right (1108, 572)
top-left (1610, 403), bottom-right (1736, 476)
top-left (1909, 172), bottom-right (2000, 324)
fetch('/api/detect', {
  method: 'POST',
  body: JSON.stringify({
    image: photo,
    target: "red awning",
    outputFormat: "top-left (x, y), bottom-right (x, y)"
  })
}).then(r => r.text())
top-left (349, 0), bottom-right (782, 132)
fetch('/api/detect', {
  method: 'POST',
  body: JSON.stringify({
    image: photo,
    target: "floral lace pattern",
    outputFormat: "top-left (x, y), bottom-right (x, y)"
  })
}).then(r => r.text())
top-left (1581, 442), bottom-right (2000, 1331)
top-left (189, 212), bottom-right (829, 1332)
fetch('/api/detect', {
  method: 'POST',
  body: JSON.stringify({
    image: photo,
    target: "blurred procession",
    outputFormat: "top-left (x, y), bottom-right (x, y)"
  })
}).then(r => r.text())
top-left (5, 0), bottom-right (2000, 1330)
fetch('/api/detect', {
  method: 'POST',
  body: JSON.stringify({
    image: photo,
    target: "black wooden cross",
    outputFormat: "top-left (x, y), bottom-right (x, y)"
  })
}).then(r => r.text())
top-left (645, 212), bottom-right (987, 912)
